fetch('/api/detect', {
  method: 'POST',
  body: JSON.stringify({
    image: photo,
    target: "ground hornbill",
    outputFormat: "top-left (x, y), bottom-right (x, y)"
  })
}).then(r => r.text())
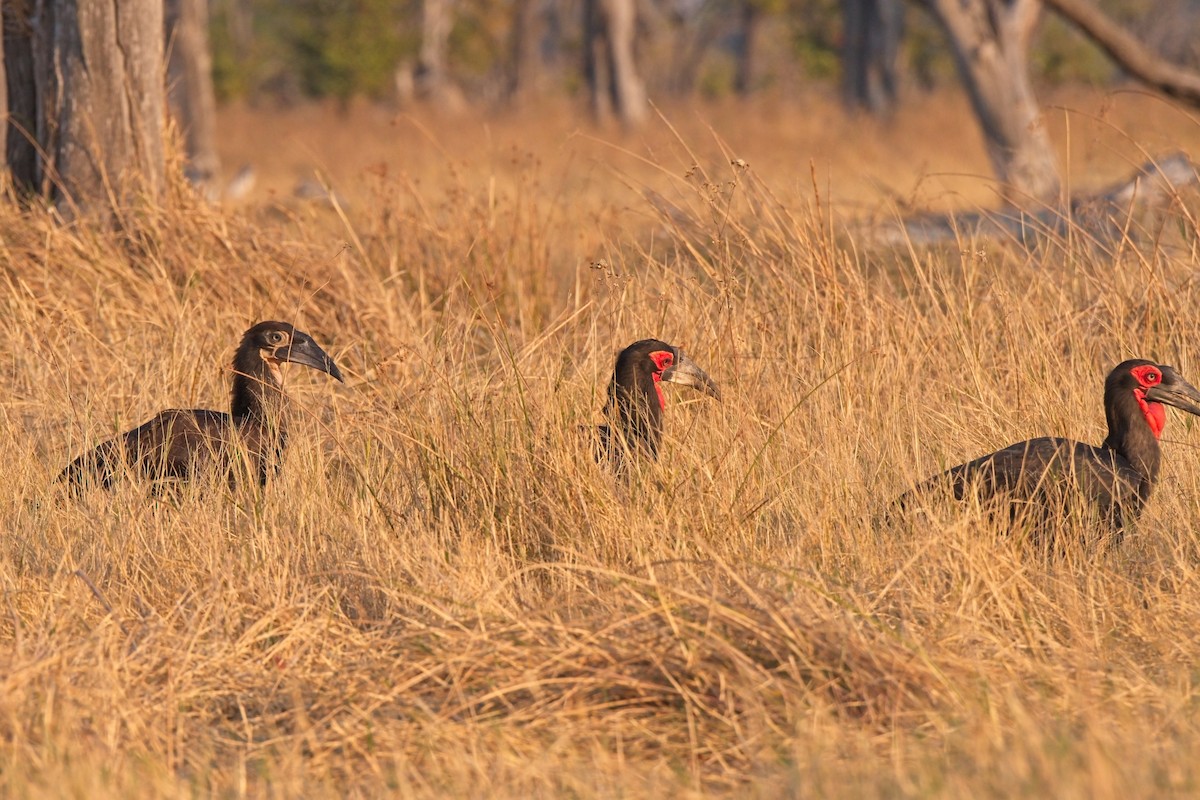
top-left (60, 321), bottom-right (343, 490)
top-left (594, 339), bottom-right (721, 470)
top-left (899, 359), bottom-right (1200, 534)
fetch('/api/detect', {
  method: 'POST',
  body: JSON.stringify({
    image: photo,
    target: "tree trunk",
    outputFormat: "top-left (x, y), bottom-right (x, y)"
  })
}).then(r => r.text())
top-left (583, 0), bottom-right (646, 126)
top-left (841, 0), bottom-right (904, 115)
top-left (734, 1), bottom-right (762, 96)
top-left (3, 0), bottom-right (38, 191)
top-left (4, 0), bottom-right (165, 219)
top-left (416, 0), bottom-right (464, 111)
top-left (920, 0), bottom-right (1060, 206)
top-left (505, 0), bottom-right (541, 105)
top-left (0, 6), bottom-right (6, 167)
top-left (165, 0), bottom-right (220, 194)
top-left (604, 0), bottom-right (646, 124)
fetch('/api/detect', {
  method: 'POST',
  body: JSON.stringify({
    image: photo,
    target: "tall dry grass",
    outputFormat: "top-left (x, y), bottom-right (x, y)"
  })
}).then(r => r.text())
top-left (5, 90), bottom-right (1200, 796)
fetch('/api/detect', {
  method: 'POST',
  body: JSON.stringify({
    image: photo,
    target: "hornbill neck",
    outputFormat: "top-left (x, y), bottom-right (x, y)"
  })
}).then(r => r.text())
top-left (1102, 385), bottom-right (1161, 491)
top-left (230, 343), bottom-right (287, 422)
top-left (606, 369), bottom-right (664, 457)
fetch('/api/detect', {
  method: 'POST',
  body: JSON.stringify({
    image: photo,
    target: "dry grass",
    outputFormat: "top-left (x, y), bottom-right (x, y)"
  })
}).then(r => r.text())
top-left (6, 88), bottom-right (1200, 796)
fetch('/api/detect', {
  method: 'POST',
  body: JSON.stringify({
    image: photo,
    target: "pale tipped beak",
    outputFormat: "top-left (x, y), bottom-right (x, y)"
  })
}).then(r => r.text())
top-left (1147, 369), bottom-right (1200, 416)
top-left (661, 353), bottom-right (721, 401)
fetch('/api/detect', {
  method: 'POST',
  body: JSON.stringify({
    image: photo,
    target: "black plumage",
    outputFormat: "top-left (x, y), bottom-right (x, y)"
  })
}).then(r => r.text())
top-left (595, 339), bottom-right (720, 469)
top-left (900, 359), bottom-right (1200, 533)
top-left (60, 321), bottom-right (343, 490)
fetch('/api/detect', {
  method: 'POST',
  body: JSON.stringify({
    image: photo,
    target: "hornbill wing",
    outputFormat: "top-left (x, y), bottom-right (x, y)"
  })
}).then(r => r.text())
top-left (124, 409), bottom-right (237, 479)
top-left (905, 437), bottom-right (1142, 513)
top-left (937, 438), bottom-right (1079, 500)
top-left (61, 408), bottom-right (236, 488)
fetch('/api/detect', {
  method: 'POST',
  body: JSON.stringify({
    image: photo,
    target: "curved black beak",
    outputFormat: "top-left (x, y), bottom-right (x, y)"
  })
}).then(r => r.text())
top-left (1146, 366), bottom-right (1200, 416)
top-left (661, 353), bottom-right (721, 401)
top-left (280, 334), bottom-right (344, 383)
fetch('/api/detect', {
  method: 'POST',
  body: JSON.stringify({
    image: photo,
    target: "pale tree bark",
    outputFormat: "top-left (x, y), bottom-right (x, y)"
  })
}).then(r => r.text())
top-left (919, 0), bottom-right (1060, 206)
top-left (416, 0), bottom-right (465, 111)
top-left (584, 0), bottom-right (647, 126)
top-left (54, 0), bottom-right (165, 216)
top-left (3, 0), bottom-right (165, 219)
top-left (165, 0), bottom-right (220, 194)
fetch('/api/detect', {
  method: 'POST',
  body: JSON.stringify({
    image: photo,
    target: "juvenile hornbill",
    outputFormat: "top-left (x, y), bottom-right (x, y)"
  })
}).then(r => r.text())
top-left (60, 321), bottom-right (343, 490)
top-left (594, 339), bottom-right (721, 469)
top-left (900, 359), bottom-right (1200, 533)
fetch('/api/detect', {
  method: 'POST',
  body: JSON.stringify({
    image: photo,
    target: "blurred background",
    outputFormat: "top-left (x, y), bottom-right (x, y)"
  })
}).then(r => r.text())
top-left (203, 0), bottom-right (1195, 112)
top-left (8, 0), bottom-right (1200, 218)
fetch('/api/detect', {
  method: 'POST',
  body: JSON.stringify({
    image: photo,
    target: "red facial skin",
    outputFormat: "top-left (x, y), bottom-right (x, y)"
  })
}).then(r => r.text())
top-left (648, 350), bottom-right (675, 410)
top-left (1130, 364), bottom-right (1166, 438)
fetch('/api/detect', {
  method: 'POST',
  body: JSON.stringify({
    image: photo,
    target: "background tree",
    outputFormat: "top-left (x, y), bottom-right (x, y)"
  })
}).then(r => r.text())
top-left (166, 0), bottom-right (221, 193)
top-left (841, 0), bottom-right (905, 115)
top-left (584, 0), bottom-right (647, 125)
top-left (416, 0), bottom-right (466, 110)
top-left (916, 0), bottom-right (1061, 206)
top-left (735, 0), bottom-right (766, 95)
top-left (505, 0), bottom-right (541, 105)
top-left (3, 0), bottom-right (165, 219)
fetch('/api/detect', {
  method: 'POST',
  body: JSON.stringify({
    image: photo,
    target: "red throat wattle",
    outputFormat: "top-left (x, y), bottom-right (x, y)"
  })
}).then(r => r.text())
top-left (1129, 365), bottom-right (1166, 439)
top-left (649, 350), bottom-right (674, 410)
top-left (1134, 388), bottom-right (1166, 438)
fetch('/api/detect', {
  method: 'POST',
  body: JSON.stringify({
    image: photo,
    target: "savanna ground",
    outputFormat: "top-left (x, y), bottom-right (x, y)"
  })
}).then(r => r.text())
top-left (6, 85), bottom-right (1200, 796)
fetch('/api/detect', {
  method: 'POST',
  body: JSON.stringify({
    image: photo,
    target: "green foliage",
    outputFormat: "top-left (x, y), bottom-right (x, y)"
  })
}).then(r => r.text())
top-left (206, 0), bottom-right (1171, 105)
top-left (786, 0), bottom-right (841, 80)
top-left (211, 0), bottom-right (419, 102)
top-left (1032, 13), bottom-right (1116, 85)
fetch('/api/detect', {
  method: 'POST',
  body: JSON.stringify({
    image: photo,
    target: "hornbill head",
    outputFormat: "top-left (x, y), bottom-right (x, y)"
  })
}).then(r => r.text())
top-left (243, 321), bottom-right (345, 382)
top-left (1106, 359), bottom-right (1200, 439)
top-left (603, 339), bottom-right (720, 461)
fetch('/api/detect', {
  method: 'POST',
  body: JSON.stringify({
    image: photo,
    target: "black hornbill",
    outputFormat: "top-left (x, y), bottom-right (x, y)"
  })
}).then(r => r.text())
top-left (900, 359), bottom-right (1200, 532)
top-left (594, 339), bottom-right (721, 468)
top-left (60, 321), bottom-right (344, 490)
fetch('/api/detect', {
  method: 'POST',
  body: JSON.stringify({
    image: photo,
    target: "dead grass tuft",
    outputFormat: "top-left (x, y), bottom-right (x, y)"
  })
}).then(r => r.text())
top-left (6, 89), bottom-right (1200, 795)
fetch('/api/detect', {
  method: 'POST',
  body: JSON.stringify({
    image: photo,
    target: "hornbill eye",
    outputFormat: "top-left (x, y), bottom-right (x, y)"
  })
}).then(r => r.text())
top-left (1147, 372), bottom-right (1159, 383)
top-left (648, 350), bottom-right (674, 372)
top-left (268, 331), bottom-right (287, 345)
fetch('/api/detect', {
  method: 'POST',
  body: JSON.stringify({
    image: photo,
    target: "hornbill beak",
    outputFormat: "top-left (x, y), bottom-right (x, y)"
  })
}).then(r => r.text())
top-left (279, 335), bottom-right (344, 382)
top-left (1146, 367), bottom-right (1200, 416)
top-left (661, 353), bottom-right (721, 401)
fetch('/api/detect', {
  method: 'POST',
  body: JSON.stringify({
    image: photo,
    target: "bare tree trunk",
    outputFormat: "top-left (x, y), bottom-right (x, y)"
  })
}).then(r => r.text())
top-left (416, 0), bottom-right (464, 111)
top-left (605, 0), bottom-right (645, 124)
top-left (734, 0), bottom-right (762, 96)
top-left (584, 0), bottom-right (604, 116)
top-left (3, 0), bottom-right (38, 191)
top-left (4, 0), bottom-right (165, 217)
top-left (165, 0), bottom-right (220, 194)
top-left (505, 0), bottom-right (541, 105)
top-left (55, 0), bottom-right (165, 217)
top-left (583, 0), bottom-right (646, 126)
top-left (0, 7), bottom-right (6, 167)
top-left (841, 0), bottom-right (904, 115)
top-left (920, 0), bottom-right (1060, 206)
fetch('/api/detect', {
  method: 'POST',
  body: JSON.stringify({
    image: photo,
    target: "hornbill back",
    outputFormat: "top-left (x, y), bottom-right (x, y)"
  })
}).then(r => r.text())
top-left (60, 321), bottom-right (343, 491)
